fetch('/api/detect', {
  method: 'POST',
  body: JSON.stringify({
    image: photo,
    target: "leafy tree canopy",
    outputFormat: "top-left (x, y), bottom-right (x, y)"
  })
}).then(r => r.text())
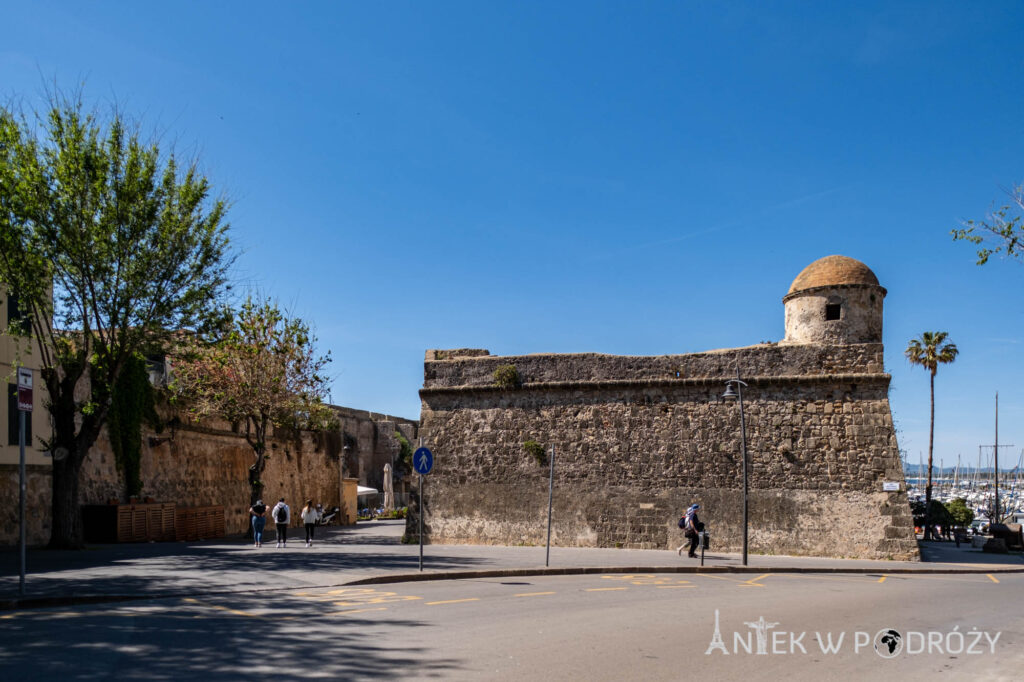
top-left (945, 498), bottom-right (974, 527)
top-left (0, 90), bottom-right (233, 548)
top-left (952, 184), bottom-right (1024, 265)
top-left (171, 296), bottom-right (335, 504)
top-left (905, 331), bottom-right (959, 375)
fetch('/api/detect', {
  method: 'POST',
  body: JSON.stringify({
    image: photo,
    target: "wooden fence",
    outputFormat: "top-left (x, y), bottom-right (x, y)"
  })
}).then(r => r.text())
top-left (174, 505), bottom-right (225, 541)
top-left (82, 503), bottom-right (224, 543)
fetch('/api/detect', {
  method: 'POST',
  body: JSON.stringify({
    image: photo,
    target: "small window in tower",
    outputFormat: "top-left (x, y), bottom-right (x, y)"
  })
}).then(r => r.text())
top-left (825, 303), bottom-right (841, 321)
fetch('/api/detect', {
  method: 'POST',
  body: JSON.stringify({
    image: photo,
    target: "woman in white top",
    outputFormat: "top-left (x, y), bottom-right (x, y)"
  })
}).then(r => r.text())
top-left (300, 499), bottom-right (321, 547)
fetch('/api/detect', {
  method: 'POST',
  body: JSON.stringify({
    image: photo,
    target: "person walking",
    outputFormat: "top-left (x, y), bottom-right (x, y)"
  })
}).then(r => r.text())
top-left (272, 497), bottom-right (291, 548)
top-left (249, 499), bottom-right (268, 548)
top-left (301, 499), bottom-right (321, 547)
top-left (676, 504), bottom-right (702, 558)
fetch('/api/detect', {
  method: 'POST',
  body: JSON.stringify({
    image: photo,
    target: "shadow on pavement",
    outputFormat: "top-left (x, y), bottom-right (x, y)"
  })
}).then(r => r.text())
top-left (0, 521), bottom-right (483, 602)
top-left (0, 592), bottom-right (466, 680)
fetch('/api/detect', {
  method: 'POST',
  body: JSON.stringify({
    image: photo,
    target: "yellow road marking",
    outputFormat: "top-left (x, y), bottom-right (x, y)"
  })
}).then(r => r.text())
top-left (698, 574), bottom-right (747, 584)
top-left (775, 573), bottom-right (899, 585)
top-left (331, 607), bottom-right (388, 615)
top-left (331, 595), bottom-right (422, 607)
top-left (878, 576), bottom-right (887, 583)
top-left (656, 585), bottom-right (695, 589)
top-left (515, 592), bottom-right (556, 597)
top-left (743, 574), bottom-right (770, 586)
top-left (888, 573), bottom-right (1003, 585)
top-left (585, 587), bottom-right (628, 592)
top-left (987, 574), bottom-right (1000, 584)
top-left (426, 598), bottom-right (480, 606)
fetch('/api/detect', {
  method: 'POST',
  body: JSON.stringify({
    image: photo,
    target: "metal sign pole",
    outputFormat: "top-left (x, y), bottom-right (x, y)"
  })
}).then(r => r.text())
top-left (546, 444), bottom-right (554, 567)
top-left (17, 366), bottom-right (31, 597)
top-left (418, 471), bottom-right (424, 572)
top-left (19, 409), bottom-right (26, 596)
top-left (418, 437), bottom-right (424, 572)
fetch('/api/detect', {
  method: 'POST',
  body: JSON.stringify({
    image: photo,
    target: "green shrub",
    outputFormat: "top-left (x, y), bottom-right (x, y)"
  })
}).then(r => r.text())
top-left (493, 364), bottom-right (520, 389)
top-left (523, 440), bottom-right (547, 466)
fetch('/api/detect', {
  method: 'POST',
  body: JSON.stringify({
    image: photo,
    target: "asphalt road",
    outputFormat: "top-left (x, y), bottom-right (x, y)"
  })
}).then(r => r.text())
top-left (2, 571), bottom-right (1021, 681)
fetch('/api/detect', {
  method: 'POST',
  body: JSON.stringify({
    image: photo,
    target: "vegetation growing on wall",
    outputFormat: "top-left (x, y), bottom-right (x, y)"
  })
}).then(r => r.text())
top-left (395, 430), bottom-right (413, 476)
top-left (108, 354), bottom-right (160, 500)
top-left (523, 440), bottom-right (547, 466)
top-left (493, 364), bottom-right (520, 389)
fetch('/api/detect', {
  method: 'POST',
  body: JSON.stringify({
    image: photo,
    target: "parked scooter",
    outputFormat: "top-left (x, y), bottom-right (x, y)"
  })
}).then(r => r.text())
top-left (317, 506), bottom-right (340, 525)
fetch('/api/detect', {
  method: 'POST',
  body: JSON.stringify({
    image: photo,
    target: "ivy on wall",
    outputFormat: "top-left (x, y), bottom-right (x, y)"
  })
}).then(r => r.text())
top-left (108, 354), bottom-right (160, 500)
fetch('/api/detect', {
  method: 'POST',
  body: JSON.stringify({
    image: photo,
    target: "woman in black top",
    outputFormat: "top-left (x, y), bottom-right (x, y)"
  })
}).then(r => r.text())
top-left (249, 499), bottom-right (268, 548)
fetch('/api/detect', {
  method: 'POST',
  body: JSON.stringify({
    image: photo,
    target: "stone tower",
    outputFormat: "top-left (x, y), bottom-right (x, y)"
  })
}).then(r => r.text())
top-left (782, 254), bottom-right (886, 345)
top-left (416, 253), bottom-right (918, 560)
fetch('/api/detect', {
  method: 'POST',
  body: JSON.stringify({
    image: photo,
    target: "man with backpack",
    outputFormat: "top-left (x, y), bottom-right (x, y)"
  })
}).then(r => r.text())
top-left (676, 504), bottom-right (702, 558)
top-left (271, 497), bottom-right (291, 548)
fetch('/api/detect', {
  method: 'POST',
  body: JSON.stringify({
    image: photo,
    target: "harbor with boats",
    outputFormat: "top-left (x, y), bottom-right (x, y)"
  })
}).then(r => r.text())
top-left (905, 449), bottom-right (1024, 531)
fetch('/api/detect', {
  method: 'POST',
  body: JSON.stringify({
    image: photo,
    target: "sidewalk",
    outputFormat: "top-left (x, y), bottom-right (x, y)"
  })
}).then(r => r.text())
top-left (2, 520), bottom-right (1022, 610)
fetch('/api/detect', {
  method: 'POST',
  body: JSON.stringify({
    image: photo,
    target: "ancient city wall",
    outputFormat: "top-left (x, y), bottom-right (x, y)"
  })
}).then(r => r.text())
top-left (0, 408), bottom-right (417, 546)
top-left (416, 345), bottom-right (918, 560)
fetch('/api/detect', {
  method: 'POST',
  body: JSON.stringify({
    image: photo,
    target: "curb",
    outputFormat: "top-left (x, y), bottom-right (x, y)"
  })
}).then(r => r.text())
top-left (5, 564), bottom-right (1023, 611)
top-left (343, 564), bottom-right (1024, 586)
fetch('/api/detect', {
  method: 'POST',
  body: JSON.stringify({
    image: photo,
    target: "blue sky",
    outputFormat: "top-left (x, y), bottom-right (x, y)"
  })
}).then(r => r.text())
top-left (3, 2), bottom-right (1023, 470)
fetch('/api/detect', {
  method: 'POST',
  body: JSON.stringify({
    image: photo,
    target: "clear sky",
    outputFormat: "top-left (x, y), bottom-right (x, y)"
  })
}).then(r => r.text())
top-left (4, 2), bottom-right (1023, 471)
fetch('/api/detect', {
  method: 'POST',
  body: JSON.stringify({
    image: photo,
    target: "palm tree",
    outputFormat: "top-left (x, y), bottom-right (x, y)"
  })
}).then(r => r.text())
top-left (906, 332), bottom-right (959, 540)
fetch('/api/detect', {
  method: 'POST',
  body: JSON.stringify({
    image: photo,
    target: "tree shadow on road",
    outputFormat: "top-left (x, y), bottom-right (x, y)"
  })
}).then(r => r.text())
top-left (0, 591), bottom-right (468, 680)
top-left (0, 524), bottom-right (492, 602)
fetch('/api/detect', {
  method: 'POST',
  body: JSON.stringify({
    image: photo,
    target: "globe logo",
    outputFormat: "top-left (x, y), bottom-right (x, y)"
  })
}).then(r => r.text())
top-left (874, 629), bottom-right (903, 658)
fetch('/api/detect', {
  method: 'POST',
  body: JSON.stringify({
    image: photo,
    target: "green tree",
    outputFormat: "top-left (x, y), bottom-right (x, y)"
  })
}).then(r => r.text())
top-left (0, 93), bottom-right (232, 548)
top-left (945, 498), bottom-right (974, 528)
top-left (171, 297), bottom-right (335, 514)
top-left (905, 332), bottom-right (959, 540)
top-left (952, 184), bottom-right (1024, 265)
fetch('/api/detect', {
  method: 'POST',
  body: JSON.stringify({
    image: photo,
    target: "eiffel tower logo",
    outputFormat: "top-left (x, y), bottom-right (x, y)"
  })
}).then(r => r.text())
top-left (705, 609), bottom-right (729, 655)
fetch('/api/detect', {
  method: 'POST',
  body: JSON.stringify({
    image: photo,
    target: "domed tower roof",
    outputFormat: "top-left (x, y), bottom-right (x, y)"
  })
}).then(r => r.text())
top-left (782, 255), bottom-right (886, 345)
top-left (785, 255), bottom-right (885, 299)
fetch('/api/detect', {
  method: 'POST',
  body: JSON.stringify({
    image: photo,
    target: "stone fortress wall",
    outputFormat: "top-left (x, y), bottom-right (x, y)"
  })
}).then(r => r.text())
top-left (415, 256), bottom-right (918, 560)
top-left (0, 407), bottom-right (418, 546)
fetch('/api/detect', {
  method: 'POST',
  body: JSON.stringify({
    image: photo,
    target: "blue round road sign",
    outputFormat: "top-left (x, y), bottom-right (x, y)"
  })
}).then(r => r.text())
top-left (413, 447), bottom-right (434, 475)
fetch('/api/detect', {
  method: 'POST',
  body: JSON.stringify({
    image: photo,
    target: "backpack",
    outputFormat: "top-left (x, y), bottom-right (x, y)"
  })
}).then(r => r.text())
top-left (677, 516), bottom-right (686, 529)
top-left (253, 503), bottom-right (266, 515)
top-left (275, 506), bottom-right (287, 523)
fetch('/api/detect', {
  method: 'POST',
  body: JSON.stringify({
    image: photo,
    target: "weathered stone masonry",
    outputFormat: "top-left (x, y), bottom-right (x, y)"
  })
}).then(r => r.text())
top-left (416, 256), bottom-right (918, 560)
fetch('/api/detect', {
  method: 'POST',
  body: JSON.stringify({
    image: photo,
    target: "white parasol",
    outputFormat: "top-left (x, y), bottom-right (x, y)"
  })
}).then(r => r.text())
top-left (383, 463), bottom-right (395, 511)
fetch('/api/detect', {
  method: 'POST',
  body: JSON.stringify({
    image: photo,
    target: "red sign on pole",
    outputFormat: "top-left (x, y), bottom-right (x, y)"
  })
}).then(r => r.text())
top-left (17, 367), bottom-right (32, 412)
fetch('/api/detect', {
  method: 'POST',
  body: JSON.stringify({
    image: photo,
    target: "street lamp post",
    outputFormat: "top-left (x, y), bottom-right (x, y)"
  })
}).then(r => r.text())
top-left (341, 442), bottom-right (351, 524)
top-left (723, 371), bottom-right (749, 566)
